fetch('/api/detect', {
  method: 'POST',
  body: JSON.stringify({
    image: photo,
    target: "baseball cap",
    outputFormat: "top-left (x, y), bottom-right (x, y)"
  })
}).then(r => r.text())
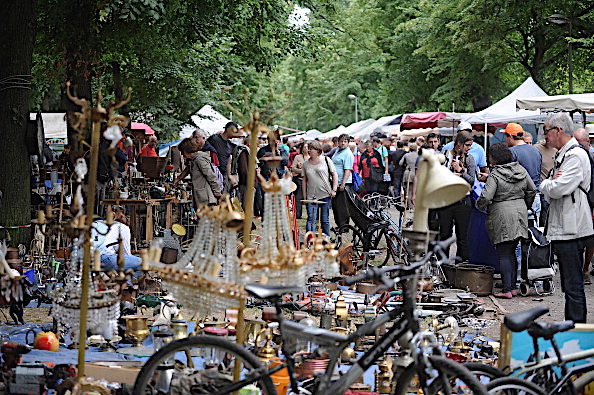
top-left (499, 123), bottom-right (524, 136)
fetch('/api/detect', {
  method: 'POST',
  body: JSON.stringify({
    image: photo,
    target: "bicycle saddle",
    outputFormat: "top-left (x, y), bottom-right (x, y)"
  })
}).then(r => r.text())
top-left (528, 320), bottom-right (575, 340)
top-left (244, 284), bottom-right (305, 299)
top-left (504, 306), bottom-right (549, 332)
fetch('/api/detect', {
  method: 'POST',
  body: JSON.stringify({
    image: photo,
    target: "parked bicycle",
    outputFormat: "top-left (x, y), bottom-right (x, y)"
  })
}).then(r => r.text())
top-left (133, 237), bottom-right (487, 395)
top-left (463, 306), bottom-right (594, 394)
top-left (334, 190), bottom-right (410, 268)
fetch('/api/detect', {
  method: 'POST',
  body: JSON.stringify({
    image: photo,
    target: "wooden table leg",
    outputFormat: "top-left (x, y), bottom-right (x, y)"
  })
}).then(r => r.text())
top-left (146, 203), bottom-right (154, 242)
top-left (130, 206), bottom-right (138, 241)
top-left (166, 201), bottom-right (173, 229)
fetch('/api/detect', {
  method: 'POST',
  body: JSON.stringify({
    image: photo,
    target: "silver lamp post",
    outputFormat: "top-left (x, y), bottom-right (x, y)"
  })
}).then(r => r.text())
top-left (347, 94), bottom-right (358, 123)
top-left (548, 13), bottom-right (573, 94)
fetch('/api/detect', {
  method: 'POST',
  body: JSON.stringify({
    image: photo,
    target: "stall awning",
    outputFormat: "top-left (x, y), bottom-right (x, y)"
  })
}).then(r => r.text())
top-left (516, 93), bottom-right (594, 112)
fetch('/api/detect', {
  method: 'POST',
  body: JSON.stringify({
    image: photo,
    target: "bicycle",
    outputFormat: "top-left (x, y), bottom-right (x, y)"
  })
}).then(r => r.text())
top-left (464, 306), bottom-right (594, 394)
top-left (334, 190), bottom-right (410, 268)
top-left (133, 237), bottom-right (487, 394)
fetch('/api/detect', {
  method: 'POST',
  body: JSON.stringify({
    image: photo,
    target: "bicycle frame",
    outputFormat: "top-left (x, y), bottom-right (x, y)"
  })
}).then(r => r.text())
top-left (313, 277), bottom-right (420, 393)
top-left (221, 276), bottom-right (427, 395)
top-left (508, 348), bottom-right (594, 394)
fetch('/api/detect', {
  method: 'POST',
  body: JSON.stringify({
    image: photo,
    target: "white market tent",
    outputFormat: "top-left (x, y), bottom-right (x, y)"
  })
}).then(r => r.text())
top-left (30, 112), bottom-right (67, 140)
top-left (462, 78), bottom-right (547, 124)
top-left (516, 93), bottom-right (594, 112)
top-left (179, 104), bottom-right (232, 139)
top-left (351, 115), bottom-right (401, 140)
top-left (324, 118), bottom-right (376, 139)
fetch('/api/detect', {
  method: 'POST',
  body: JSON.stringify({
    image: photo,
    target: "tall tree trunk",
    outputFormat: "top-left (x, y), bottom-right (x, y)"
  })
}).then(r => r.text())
top-left (0, 0), bottom-right (35, 245)
top-left (59, 0), bottom-right (95, 153)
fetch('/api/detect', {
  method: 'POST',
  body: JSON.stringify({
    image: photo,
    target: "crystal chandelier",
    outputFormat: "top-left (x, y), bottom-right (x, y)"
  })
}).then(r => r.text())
top-left (239, 174), bottom-right (339, 286)
top-left (52, 238), bottom-right (120, 341)
top-left (149, 198), bottom-right (247, 314)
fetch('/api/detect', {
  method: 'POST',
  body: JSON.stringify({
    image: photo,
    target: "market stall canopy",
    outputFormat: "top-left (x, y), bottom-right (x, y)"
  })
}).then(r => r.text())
top-left (30, 112), bottom-right (67, 140)
top-left (351, 115), bottom-right (401, 139)
top-left (131, 122), bottom-right (156, 135)
top-left (516, 93), bottom-right (594, 112)
top-left (462, 78), bottom-right (547, 124)
top-left (398, 126), bottom-right (460, 139)
top-left (400, 112), bottom-right (462, 129)
top-left (180, 105), bottom-right (232, 139)
top-left (329, 118), bottom-right (376, 138)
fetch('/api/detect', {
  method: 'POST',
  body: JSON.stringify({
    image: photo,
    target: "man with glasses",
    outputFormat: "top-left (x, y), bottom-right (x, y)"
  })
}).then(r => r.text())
top-left (540, 113), bottom-right (593, 323)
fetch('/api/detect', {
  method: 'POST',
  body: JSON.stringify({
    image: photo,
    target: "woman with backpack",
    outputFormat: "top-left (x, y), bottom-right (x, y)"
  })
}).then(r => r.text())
top-left (174, 136), bottom-right (222, 207)
top-left (477, 143), bottom-right (536, 298)
top-left (437, 131), bottom-right (476, 261)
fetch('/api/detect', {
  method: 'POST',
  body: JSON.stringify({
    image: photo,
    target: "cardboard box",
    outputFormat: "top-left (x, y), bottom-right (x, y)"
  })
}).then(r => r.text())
top-left (85, 361), bottom-right (143, 385)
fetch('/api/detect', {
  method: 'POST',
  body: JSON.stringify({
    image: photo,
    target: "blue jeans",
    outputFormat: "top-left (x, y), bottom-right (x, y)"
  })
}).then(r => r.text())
top-left (101, 254), bottom-right (142, 273)
top-left (495, 239), bottom-right (519, 293)
top-left (306, 197), bottom-right (331, 237)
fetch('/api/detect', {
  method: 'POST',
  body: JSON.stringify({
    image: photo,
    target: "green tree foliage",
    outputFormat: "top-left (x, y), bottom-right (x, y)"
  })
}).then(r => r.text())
top-left (31, 0), bottom-right (319, 140)
top-left (270, 0), bottom-right (594, 132)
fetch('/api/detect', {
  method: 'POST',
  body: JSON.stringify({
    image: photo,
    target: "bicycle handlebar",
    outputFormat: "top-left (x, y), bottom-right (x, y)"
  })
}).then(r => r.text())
top-left (343, 236), bottom-right (456, 286)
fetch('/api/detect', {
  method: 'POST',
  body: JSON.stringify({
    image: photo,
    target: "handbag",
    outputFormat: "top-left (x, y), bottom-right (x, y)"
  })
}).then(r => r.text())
top-left (371, 166), bottom-right (383, 183)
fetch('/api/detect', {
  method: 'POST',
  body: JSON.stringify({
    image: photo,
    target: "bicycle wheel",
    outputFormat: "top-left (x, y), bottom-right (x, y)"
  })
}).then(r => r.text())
top-left (393, 355), bottom-right (488, 395)
top-left (336, 225), bottom-right (366, 267)
top-left (133, 335), bottom-right (276, 395)
top-left (486, 376), bottom-right (545, 394)
top-left (384, 231), bottom-right (410, 266)
top-left (463, 362), bottom-right (506, 385)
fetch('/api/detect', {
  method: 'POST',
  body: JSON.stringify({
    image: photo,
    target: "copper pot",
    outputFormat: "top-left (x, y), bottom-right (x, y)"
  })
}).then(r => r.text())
top-left (356, 282), bottom-right (376, 294)
top-left (417, 278), bottom-right (434, 291)
top-left (296, 358), bottom-right (329, 379)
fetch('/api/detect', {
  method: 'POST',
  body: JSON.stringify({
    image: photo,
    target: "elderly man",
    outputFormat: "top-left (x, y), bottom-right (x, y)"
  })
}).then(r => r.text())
top-left (574, 127), bottom-right (594, 284)
top-left (140, 135), bottom-right (158, 157)
top-left (540, 113), bottom-right (593, 323)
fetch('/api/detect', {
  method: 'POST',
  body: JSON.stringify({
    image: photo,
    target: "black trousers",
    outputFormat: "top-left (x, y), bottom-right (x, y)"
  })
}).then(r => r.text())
top-left (437, 196), bottom-right (472, 261)
top-left (293, 177), bottom-right (303, 219)
top-left (553, 238), bottom-right (587, 323)
top-left (332, 185), bottom-right (352, 228)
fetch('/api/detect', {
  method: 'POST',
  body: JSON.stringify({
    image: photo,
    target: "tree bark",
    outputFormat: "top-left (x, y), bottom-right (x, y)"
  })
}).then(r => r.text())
top-left (58, 0), bottom-right (95, 153)
top-left (0, 0), bottom-right (36, 245)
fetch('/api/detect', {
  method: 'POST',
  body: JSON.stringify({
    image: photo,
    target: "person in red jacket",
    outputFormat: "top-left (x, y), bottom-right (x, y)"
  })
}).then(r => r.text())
top-left (140, 135), bottom-right (158, 157)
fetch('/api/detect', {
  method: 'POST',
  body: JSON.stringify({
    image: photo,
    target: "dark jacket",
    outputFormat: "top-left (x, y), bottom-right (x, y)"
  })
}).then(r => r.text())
top-left (477, 162), bottom-right (536, 244)
top-left (257, 144), bottom-right (289, 180)
top-left (389, 149), bottom-right (407, 178)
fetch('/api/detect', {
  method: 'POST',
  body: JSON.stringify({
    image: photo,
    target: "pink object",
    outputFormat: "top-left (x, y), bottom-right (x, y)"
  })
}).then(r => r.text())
top-left (400, 112), bottom-right (447, 129)
top-left (131, 122), bottom-right (156, 135)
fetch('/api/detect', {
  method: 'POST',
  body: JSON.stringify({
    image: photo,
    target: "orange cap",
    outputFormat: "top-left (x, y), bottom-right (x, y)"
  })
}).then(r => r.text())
top-left (499, 123), bottom-right (524, 136)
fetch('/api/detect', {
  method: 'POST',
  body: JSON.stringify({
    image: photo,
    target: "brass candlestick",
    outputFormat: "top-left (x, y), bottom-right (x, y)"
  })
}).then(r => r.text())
top-left (63, 82), bottom-right (131, 378)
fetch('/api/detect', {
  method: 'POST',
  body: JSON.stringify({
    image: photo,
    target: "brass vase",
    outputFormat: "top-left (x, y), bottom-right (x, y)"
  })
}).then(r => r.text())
top-left (123, 315), bottom-right (150, 347)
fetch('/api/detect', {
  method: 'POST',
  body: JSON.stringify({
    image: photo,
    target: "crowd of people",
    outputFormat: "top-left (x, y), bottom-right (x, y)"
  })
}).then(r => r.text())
top-left (168, 113), bottom-right (592, 323)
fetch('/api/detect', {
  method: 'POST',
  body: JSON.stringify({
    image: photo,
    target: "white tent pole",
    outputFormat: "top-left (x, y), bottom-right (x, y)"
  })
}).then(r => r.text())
top-left (484, 121), bottom-right (488, 155)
